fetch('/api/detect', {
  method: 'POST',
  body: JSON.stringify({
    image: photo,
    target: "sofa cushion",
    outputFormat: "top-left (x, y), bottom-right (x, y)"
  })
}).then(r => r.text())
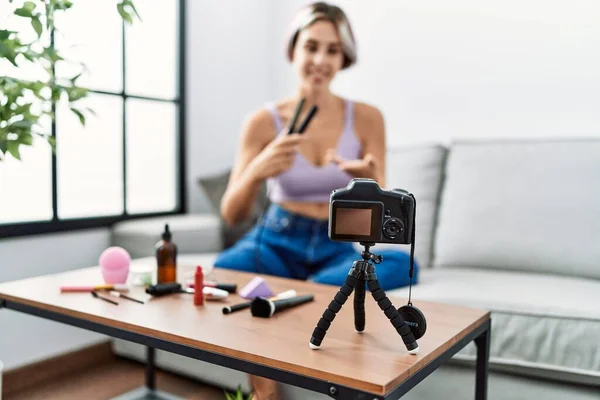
top-left (433, 138), bottom-right (600, 279)
top-left (111, 214), bottom-right (222, 259)
top-left (374, 144), bottom-right (447, 269)
top-left (198, 169), bottom-right (269, 249)
top-left (390, 267), bottom-right (600, 385)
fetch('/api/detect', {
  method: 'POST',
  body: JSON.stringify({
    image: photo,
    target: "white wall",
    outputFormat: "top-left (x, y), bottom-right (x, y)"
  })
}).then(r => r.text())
top-left (271, 0), bottom-right (600, 146)
top-left (186, 0), bottom-right (277, 213)
top-left (0, 229), bottom-right (110, 370)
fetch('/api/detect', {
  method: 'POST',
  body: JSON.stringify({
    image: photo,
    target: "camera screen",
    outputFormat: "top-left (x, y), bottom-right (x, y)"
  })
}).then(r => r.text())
top-left (330, 200), bottom-right (383, 242)
top-left (334, 208), bottom-right (372, 236)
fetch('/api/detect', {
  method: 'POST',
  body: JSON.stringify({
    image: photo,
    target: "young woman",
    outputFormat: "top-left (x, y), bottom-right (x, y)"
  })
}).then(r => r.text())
top-left (215, 3), bottom-right (420, 399)
top-left (215, 2), bottom-right (418, 292)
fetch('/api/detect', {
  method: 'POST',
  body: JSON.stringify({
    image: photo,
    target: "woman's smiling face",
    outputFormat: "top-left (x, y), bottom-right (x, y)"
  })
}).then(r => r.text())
top-left (291, 20), bottom-right (345, 90)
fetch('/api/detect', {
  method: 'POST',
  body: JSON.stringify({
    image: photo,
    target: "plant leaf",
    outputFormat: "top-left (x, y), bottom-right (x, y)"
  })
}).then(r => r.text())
top-left (0, 137), bottom-right (7, 154)
top-left (117, 3), bottom-right (133, 24)
top-left (54, 0), bottom-right (73, 11)
top-left (70, 72), bottom-right (83, 84)
top-left (0, 30), bottom-right (15, 40)
top-left (0, 42), bottom-right (18, 66)
top-left (31, 16), bottom-right (43, 37)
top-left (7, 141), bottom-right (21, 160)
top-left (70, 108), bottom-right (85, 126)
top-left (124, 0), bottom-right (141, 21)
top-left (22, 48), bottom-right (39, 62)
top-left (23, 1), bottom-right (37, 11)
top-left (19, 133), bottom-right (34, 145)
top-left (14, 1), bottom-right (36, 18)
top-left (51, 85), bottom-right (63, 102)
top-left (43, 47), bottom-right (64, 63)
top-left (10, 120), bottom-right (34, 130)
top-left (67, 87), bottom-right (88, 102)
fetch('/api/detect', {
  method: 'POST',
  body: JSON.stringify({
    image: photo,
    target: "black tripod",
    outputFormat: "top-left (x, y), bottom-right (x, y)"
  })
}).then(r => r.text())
top-left (309, 242), bottom-right (420, 354)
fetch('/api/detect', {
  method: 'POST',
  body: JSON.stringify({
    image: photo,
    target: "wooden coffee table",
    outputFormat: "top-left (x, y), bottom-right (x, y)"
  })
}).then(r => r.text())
top-left (0, 266), bottom-right (490, 400)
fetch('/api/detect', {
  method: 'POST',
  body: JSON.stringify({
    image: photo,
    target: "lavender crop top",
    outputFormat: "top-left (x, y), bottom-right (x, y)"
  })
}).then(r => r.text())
top-left (266, 99), bottom-right (362, 203)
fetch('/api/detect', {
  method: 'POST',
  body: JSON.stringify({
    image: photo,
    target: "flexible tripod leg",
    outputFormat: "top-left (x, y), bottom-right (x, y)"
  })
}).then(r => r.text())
top-left (365, 265), bottom-right (419, 354)
top-left (354, 272), bottom-right (366, 333)
top-left (309, 273), bottom-right (359, 349)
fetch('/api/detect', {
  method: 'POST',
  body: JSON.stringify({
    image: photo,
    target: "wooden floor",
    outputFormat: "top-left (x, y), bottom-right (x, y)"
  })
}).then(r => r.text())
top-left (5, 357), bottom-right (227, 400)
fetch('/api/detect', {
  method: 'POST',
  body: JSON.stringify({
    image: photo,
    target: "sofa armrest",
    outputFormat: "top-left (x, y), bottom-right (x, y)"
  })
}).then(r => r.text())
top-left (110, 213), bottom-right (223, 259)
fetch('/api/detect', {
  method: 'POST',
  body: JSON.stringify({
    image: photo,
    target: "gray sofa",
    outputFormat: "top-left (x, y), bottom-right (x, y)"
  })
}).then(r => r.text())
top-left (110, 138), bottom-right (600, 399)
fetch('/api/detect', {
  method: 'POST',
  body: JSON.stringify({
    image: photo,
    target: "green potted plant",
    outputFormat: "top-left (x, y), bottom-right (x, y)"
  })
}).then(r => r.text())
top-left (224, 384), bottom-right (254, 400)
top-left (0, 0), bottom-right (139, 163)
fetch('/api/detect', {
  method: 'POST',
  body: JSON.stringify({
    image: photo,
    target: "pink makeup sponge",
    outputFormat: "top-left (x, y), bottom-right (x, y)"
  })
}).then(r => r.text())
top-left (99, 246), bottom-right (131, 284)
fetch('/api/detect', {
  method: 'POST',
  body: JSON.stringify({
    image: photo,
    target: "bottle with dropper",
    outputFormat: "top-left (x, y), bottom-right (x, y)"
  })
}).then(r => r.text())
top-left (156, 224), bottom-right (177, 284)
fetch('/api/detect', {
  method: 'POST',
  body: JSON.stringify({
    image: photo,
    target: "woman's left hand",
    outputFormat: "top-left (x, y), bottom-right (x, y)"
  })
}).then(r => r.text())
top-left (325, 149), bottom-right (379, 181)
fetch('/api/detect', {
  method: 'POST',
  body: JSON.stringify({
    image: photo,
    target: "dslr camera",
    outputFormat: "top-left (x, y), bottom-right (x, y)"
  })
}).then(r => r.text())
top-left (329, 178), bottom-right (415, 245)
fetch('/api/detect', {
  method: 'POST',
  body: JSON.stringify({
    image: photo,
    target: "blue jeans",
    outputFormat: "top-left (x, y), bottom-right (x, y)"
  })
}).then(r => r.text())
top-left (214, 205), bottom-right (418, 291)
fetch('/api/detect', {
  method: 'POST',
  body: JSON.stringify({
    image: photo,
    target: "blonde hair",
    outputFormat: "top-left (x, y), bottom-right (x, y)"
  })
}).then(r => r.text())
top-left (286, 2), bottom-right (357, 69)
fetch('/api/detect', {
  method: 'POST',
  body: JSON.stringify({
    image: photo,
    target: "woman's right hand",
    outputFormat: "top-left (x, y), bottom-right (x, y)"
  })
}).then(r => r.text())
top-left (247, 132), bottom-right (304, 182)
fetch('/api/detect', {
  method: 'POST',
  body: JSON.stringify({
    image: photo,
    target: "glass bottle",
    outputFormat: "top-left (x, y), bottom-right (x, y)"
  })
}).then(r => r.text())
top-left (156, 224), bottom-right (177, 283)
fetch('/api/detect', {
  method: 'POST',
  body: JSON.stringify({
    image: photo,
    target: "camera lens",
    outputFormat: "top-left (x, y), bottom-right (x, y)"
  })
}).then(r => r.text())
top-left (383, 218), bottom-right (404, 239)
